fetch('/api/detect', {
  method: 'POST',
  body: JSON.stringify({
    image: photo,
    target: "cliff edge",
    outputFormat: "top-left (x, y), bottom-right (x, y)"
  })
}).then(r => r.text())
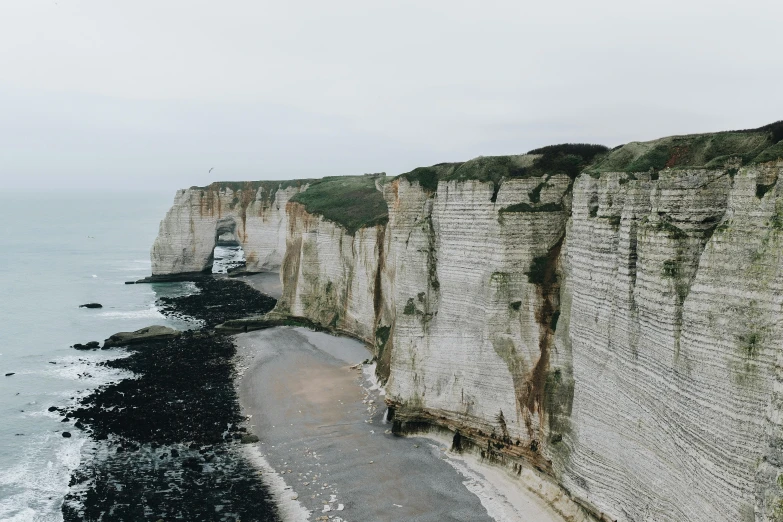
top-left (150, 121), bottom-right (783, 521)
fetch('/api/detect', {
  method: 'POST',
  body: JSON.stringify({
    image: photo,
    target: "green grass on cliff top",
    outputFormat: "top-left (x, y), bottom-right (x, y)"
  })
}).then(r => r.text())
top-left (398, 144), bottom-right (609, 191)
top-left (190, 180), bottom-right (315, 201)
top-left (398, 121), bottom-right (783, 190)
top-left (187, 122), bottom-right (783, 231)
top-left (588, 120), bottom-right (783, 173)
top-left (191, 180), bottom-right (310, 192)
top-left (288, 175), bottom-right (388, 235)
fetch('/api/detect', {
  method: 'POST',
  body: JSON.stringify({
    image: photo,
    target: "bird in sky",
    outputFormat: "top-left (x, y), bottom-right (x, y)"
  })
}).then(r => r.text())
top-left (209, 167), bottom-right (214, 173)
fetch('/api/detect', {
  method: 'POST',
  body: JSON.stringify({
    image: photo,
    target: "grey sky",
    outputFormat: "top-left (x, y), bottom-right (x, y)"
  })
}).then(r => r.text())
top-left (1, 0), bottom-right (781, 191)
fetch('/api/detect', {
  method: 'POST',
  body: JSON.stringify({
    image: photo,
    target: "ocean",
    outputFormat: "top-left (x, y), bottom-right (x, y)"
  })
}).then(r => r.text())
top-left (0, 191), bottom-right (194, 521)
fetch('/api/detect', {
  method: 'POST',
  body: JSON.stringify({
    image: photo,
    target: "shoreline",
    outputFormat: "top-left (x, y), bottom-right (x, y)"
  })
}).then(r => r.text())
top-left (235, 326), bottom-right (567, 522)
top-left (59, 277), bottom-right (282, 521)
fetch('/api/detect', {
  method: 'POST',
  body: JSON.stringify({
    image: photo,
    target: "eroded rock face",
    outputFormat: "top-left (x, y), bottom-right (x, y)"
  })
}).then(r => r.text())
top-left (275, 201), bottom-right (393, 344)
top-left (384, 175), bottom-right (573, 453)
top-left (151, 182), bottom-right (307, 275)
top-left (557, 164), bottom-right (783, 522)
top-left (272, 163), bottom-right (783, 521)
top-left (151, 159), bottom-right (783, 521)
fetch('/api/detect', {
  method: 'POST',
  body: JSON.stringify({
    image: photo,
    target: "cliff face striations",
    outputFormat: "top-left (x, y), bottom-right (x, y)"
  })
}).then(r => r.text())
top-left (151, 123), bottom-right (783, 521)
top-left (151, 181), bottom-right (309, 275)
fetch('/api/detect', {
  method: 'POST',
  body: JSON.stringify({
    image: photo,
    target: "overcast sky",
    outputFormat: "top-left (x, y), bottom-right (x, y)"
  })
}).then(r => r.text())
top-left (1, 0), bottom-right (781, 191)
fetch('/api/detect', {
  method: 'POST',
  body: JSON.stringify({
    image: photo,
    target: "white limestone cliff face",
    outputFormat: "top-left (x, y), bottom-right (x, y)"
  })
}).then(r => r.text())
top-left (383, 175), bottom-right (571, 448)
top-left (151, 183), bottom-right (307, 275)
top-left (554, 163), bottom-right (783, 522)
top-left (270, 164), bottom-right (783, 522)
top-left (275, 202), bottom-right (393, 344)
top-left (152, 159), bottom-right (783, 521)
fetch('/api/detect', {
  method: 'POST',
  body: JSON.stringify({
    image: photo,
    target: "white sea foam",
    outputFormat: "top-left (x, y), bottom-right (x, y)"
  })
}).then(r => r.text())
top-left (97, 305), bottom-right (164, 320)
top-left (45, 351), bottom-right (133, 385)
top-left (0, 352), bottom-right (132, 521)
top-left (0, 432), bottom-right (87, 522)
top-left (241, 445), bottom-right (311, 522)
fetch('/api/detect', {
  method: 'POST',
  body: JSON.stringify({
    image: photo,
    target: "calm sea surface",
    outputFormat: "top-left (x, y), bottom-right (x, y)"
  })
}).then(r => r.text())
top-left (0, 191), bottom-right (195, 521)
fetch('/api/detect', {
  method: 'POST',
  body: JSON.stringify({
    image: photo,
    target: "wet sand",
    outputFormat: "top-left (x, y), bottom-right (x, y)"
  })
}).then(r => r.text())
top-left (235, 327), bottom-right (565, 522)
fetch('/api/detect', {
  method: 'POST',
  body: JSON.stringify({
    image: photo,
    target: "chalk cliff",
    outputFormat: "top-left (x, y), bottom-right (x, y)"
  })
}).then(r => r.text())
top-left (151, 181), bottom-right (309, 275)
top-left (151, 123), bottom-right (783, 521)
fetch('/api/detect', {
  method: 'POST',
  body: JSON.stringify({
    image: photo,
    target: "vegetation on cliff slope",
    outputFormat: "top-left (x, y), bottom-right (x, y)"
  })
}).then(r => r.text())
top-left (188, 121), bottom-right (783, 232)
top-left (588, 120), bottom-right (783, 173)
top-left (399, 163), bottom-right (462, 192)
top-left (397, 144), bottom-right (608, 195)
top-left (289, 174), bottom-right (388, 234)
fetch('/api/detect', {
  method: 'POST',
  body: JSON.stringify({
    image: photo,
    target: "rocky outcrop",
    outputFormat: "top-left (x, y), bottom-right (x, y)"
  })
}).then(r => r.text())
top-left (151, 181), bottom-right (309, 275)
top-left (150, 122), bottom-right (783, 521)
top-left (103, 325), bottom-right (181, 348)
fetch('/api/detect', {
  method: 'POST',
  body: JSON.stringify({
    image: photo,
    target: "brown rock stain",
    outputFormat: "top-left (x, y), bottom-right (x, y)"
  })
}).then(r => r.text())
top-left (522, 237), bottom-right (563, 441)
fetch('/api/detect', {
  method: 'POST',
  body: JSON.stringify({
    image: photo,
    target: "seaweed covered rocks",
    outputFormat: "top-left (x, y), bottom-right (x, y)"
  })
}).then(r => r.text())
top-left (68, 333), bottom-right (244, 444)
top-left (157, 277), bottom-right (277, 328)
top-left (62, 277), bottom-right (281, 521)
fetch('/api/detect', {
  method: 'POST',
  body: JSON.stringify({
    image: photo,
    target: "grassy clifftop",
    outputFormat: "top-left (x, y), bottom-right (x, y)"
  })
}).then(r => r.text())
top-left (588, 121), bottom-right (783, 173)
top-left (399, 144), bottom-right (608, 194)
top-left (396, 121), bottom-right (783, 194)
top-left (189, 180), bottom-right (315, 206)
top-left (186, 120), bottom-right (783, 234)
top-left (288, 175), bottom-right (388, 235)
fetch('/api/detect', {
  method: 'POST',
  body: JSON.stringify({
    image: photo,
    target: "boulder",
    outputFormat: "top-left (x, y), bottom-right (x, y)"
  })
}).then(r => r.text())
top-left (103, 325), bottom-right (181, 348)
top-left (79, 303), bottom-right (103, 309)
top-left (72, 342), bottom-right (100, 351)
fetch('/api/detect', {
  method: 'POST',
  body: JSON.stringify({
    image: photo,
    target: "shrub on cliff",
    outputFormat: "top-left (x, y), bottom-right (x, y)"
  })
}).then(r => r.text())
top-left (589, 120), bottom-right (783, 173)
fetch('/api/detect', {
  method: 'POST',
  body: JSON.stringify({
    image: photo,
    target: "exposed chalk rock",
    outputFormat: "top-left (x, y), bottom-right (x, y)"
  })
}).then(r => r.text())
top-left (148, 125), bottom-right (783, 521)
top-left (151, 181), bottom-right (309, 275)
top-left (275, 201), bottom-right (392, 344)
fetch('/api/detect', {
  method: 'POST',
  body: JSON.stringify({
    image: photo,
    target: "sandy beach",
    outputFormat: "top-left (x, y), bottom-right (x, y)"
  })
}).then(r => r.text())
top-left (235, 327), bottom-right (567, 522)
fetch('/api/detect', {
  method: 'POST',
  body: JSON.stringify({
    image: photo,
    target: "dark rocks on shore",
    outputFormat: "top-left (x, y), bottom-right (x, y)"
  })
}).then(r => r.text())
top-left (62, 277), bottom-right (280, 522)
top-left (156, 277), bottom-right (277, 328)
top-left (240, 434), bottom-right (260, 444)
top-left (72, 341), bottom-right (100, 350)
top-left (69, 335), bottom-right (246, 443)
top-left (79, 303), bottom-right (103, 309)
top-left (133, 272), bottom-right (211, 284)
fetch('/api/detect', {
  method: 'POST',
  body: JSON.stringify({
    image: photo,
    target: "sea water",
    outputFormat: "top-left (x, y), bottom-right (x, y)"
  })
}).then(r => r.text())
top-left (0, 191), bottom-right (195, 521)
